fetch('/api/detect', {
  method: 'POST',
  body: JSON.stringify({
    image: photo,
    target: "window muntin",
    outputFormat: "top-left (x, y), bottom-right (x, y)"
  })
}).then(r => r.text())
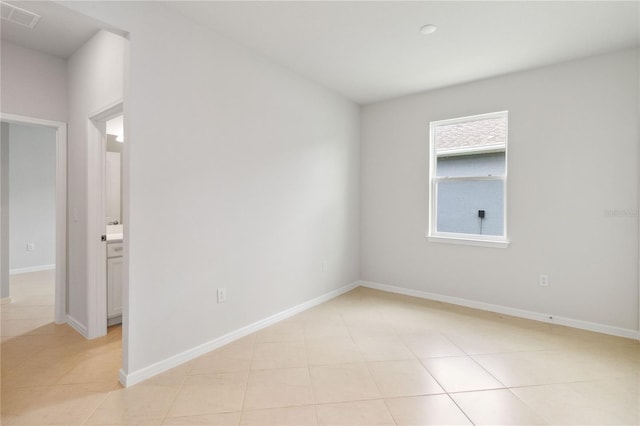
top-left (429, 111), bottom-right (508, 246)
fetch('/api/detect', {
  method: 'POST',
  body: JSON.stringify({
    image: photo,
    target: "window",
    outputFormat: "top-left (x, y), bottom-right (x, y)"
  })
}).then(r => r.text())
top-left (428, 111), bottom-right (509, 248)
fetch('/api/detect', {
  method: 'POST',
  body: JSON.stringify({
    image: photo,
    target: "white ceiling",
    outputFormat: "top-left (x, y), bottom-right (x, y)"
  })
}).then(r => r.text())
top-left (166, 1), bottom-right (640, 104)
top-left (1, 0), bottom-right (103, 58)
top-left (2, 1), bottom-right (638, 103)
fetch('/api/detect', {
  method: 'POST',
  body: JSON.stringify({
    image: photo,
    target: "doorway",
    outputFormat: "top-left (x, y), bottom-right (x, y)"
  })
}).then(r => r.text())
top-left (86, 102), bottom-right (124, 339)
top-left (105, 114), bottom-right (124, 327)
top-left (0, 114), bottom-right (67, 324)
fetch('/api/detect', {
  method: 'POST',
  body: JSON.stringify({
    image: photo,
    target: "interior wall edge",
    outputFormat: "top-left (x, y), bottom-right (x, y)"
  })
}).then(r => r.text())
top-left (65, 313), bottom-right (89, 338)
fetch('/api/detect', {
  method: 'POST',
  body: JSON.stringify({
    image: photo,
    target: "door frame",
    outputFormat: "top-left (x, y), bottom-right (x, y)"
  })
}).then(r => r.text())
top-left (0, 113), bottom-right (67, 324)
top-left (86, 101), bottom-right (123, 339)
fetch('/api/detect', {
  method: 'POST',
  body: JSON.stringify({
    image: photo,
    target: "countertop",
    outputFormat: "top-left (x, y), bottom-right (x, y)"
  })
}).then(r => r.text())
top-left (107, 234), bottom-right (123, 242)
top-left (106, 224), bottom-right (123, 243)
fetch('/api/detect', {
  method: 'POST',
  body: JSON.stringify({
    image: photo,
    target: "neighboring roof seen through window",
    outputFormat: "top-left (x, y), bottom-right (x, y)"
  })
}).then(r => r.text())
top-left (435, 116), bottom-right (506, 155)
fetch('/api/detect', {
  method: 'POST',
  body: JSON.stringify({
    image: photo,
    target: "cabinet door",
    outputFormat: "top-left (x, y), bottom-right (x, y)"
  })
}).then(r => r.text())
top-left (107, 257), bottom-right (123, 318)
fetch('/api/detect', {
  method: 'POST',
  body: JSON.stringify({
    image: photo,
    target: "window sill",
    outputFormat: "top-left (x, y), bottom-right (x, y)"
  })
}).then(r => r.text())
top-left (427, 234), bottom-right (510, 249)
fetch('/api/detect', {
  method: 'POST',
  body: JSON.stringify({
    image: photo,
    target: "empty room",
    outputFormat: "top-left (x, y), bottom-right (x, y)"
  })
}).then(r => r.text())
top-left (1, 1), bottom-right (638, 425)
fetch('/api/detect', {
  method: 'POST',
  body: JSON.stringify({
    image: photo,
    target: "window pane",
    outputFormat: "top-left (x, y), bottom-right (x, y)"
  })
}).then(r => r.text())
top-left (436, 152), bottom-right (505, 178)
top-left (436, 179), bottom-right (504, 236)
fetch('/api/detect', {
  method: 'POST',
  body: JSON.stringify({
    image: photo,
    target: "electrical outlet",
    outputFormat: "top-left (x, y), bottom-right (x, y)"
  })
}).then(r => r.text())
top-left (26, 243), bottom-right (35, 252)
top-left (539, 274), bottom-right (549, 287)
top-left (217, 288), bottom-right (226, 303)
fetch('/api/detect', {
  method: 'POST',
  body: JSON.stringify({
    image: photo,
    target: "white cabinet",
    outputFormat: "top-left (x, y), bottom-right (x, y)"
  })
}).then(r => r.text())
top-left (107, 242), bottom-right (123, 324)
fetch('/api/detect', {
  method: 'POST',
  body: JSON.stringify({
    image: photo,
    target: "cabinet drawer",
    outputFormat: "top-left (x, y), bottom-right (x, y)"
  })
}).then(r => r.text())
top-left (107, 243), bottom-right (123, 258)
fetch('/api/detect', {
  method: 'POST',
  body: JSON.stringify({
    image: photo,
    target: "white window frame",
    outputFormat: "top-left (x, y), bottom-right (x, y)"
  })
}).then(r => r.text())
top-left (427, 111), bottom-right (510, 248)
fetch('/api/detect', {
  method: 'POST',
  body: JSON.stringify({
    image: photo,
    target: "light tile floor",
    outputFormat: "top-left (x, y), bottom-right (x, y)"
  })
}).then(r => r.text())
top-left (2, 271), bottom-right (639, 425)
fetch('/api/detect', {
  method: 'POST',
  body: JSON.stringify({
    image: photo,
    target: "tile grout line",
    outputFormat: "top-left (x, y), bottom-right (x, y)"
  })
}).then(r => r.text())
top-left (301, 314), bottom-right (320, 426)
top-left (79, 382), bottom-right (117, 425)
top-left (466, 353), bottom-right (509, 390)
top-left (503, 386), bottom-right (553, 425)
top-left (158, 361), bottom-right (197, 424)
top-left (445, 392), bottom-right (477, 426)
top-left (417, 356), bottom-right (479, 425)
top-left (347, 303), bottom-right (405, 426)
top-left (358, 334), bottom-right (395, 425)
top-left (235, 333), bottom-right (257, 425)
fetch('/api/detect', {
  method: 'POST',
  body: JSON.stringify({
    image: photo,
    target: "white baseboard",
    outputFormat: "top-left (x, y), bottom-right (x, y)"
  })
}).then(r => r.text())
top-left (1, 296), bottom-right (12, 305)
top-left (360, 280), bottom-right (640, 340)
top-left (9, 264), bottom-right (55, 275)
top-left (66, 314), bottom-right (89, 338)
top-left (108, 315), bottom-right (122, 327)
top-left (120, 280), bottom-right (360, 387)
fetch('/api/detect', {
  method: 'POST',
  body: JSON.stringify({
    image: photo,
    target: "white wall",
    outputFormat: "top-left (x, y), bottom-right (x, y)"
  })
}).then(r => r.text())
top-left (0, 41), bottom-right (68, 123)
top-left (1, 123), bottom-right (9, 298)
top-left (66, 30), bottom-right (125, 329)
top-left (0, 41), bottom-right (67, 299)
top-left (8, 123), bottom-right (56, 272)
top-left (62, 1), bottom-right (360, 376)
top-left (361, 48), bottom-right (639, 334)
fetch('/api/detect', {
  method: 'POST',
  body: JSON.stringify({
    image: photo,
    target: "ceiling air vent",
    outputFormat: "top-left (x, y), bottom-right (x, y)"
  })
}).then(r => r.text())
top-left (1, 2), bottom-right (40, 29)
